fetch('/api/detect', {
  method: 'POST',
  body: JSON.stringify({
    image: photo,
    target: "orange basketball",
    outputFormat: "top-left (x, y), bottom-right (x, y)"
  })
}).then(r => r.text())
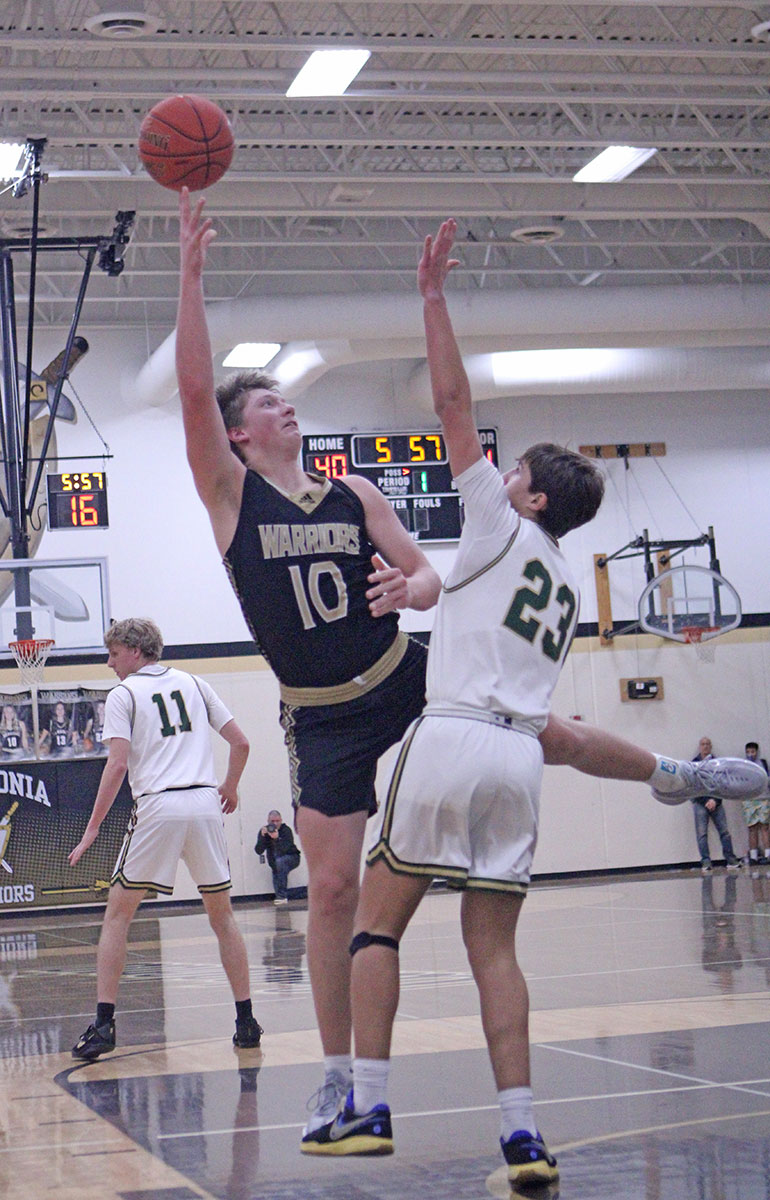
top-left (139, 94), bottom-right (234, 192)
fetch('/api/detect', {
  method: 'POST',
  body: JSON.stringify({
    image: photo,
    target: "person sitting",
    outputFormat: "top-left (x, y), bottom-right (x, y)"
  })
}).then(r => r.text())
top-left (256, 810), bottom-right (301, 904)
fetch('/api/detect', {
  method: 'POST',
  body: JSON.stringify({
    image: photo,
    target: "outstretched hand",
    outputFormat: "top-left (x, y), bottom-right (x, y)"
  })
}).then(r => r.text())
top-left (418, 218), bottom-right (461, 301)
top-left (367, 554), bottom-right (411, 616)
top-left (68, 827), bottom-right (98, 867)
top-left (179, 186), bottom-right (217, 275)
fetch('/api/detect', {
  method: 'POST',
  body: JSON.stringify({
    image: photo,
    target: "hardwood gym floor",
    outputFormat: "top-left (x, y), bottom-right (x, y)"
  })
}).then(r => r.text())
top-left (1, 869), bottom-right (769, 1199)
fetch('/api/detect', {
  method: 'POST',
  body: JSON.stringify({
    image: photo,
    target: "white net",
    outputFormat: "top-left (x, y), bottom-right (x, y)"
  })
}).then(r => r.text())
top-left (8, 638), bottom-right (55, 686)
top-left (682, 627), bottom-right (716, 665)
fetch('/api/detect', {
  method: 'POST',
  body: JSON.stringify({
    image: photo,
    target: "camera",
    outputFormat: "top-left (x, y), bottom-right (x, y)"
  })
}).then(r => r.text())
top-left (267, 822), bottom-right (278, 833)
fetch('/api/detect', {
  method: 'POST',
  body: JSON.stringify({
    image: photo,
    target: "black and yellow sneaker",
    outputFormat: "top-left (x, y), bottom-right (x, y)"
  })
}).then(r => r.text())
top-left (300, 1088), bottom-right (393, 1156)
top-left (72, 1020), bottom-right (116, 1061)
top-left (501, 1129), bottom-right (559, 1187)
top-left (233, 1016), bottom-right (263, 1048)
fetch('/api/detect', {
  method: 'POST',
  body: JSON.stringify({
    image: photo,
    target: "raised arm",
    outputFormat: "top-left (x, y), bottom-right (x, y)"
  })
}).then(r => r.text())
top-left (417, 219), bottom-right (481, 478)
top-left (216, 718), bottom-right (250, 814)
top-left (343, 475), bottom-right (441, 615)
top-left (176, 187), bottom-right (244, 554)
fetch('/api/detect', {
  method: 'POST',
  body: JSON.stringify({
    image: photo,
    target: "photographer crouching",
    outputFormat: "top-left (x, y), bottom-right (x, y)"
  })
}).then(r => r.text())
top-left (255, 810), bottom-right (301, 905)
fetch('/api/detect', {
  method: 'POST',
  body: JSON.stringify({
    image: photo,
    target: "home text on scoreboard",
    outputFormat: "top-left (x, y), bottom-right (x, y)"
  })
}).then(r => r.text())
top-left (302, 430), bottom-right (499, 542)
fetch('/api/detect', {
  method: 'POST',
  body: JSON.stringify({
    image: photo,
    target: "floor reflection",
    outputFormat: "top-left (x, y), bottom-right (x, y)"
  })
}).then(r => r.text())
top-left (63, 1064), bottom-right (261, 1200)
top-left (261, 906), bottom-right (306, 991)
top-left (700, 872), bottom-right (742, 991)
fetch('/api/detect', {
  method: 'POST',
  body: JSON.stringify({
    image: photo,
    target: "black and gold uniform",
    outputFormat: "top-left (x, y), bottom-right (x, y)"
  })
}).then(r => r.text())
top-left (224, 470), bottom-right (427, 817)
top-left (0, 725), bottom-right (25, 759)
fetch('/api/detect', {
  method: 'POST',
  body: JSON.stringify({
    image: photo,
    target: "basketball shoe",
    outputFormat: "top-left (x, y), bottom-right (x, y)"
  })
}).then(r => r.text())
top-left (501, 1129), bottom-right (559, 1187)
top-left (651, 757), bottom-right (768, 806)
top-left (72, 1020), bottom-right (116, 1061)
top-left (233, 1016), bottom-right (263, 1048)
top-left (300, 1088), bottom-right (393, 1155)
top-left (299, 1068), bottom-right (350, 1143)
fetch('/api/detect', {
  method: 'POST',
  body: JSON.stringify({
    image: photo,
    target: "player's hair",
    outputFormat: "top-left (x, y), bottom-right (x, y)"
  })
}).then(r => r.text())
top-left (215, 370), bottom-right (280, 462)
top-left (746, 741), bottom-right (759, 751)
top-left (521, 443), bottom-right (604, 539)
top-left (104, 618), bottom-right (163, 662)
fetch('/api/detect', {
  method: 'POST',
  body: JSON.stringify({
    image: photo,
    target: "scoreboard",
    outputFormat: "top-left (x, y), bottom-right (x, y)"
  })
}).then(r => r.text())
top-left (46, 472), bottom-right (109, 530)
top-left (302, 429), bottom-right (499, 542)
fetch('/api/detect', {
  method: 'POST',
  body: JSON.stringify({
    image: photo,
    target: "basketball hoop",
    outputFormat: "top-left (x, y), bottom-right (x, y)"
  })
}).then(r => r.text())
top-left (8, 638), bottom-right (55, 686)
top-left (681, 626), bottom-right (718, 664)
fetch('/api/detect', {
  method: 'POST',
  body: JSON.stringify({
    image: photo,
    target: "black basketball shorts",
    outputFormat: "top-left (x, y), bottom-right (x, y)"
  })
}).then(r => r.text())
top-left (279, 635), bottom-right (427, 819)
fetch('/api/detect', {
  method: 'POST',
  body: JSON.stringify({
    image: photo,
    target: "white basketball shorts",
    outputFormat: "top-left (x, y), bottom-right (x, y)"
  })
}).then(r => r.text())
top-left (112, 786), bottom-right (231, 895)
top-left (367, 711), bottom-right (543, 894)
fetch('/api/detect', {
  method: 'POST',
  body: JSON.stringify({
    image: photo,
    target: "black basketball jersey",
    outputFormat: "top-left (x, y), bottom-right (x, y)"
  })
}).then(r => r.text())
top-left (1, 728), bottom-right (21, 753)
top-left (224, 470), bottom-right (400, 688)
top-left (50, 720), bottom-right (70, 750)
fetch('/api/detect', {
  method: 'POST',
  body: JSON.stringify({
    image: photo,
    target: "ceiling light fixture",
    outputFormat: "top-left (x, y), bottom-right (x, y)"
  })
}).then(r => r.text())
top-left (223, 343), bottom-right (281, 369)
top-left (84, 9), bottom-right (162, 38)
top-left (573, 146), bottom-right (657, 183)
top-left (287, 49), bottom-right (371, 98)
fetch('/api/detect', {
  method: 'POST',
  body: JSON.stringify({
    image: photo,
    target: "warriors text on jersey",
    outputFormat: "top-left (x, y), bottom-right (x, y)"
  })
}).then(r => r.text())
top-left (426, 456), bottom-right (579, 732)
top-left (224, 471), bottom-right (399, 689)
top-left (102, 665), bottom-right (233, 800)
top-left (1, 727), bottom-right (23, 754)
top-left (49, 720), bottom-right (71, 753)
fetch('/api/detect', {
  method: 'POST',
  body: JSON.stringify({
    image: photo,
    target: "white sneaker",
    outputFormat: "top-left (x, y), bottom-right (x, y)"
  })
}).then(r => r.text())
top-left (301, 1069), bottom-right (349, 1138)
top-left (652, 757), bottom-right (769, 806)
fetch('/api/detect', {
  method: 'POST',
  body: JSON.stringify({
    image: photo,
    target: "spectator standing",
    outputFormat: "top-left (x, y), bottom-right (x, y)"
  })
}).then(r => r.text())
top-left (691, 736), bottom-right (742, 874)
top-left (742, 742), bottom-right (770, 872)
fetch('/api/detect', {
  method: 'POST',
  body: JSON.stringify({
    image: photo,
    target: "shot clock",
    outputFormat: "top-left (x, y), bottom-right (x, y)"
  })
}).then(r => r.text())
top-left (302, 430), bottom-right (498, 542)
top-left (46, 472), bottom-right (109, 530)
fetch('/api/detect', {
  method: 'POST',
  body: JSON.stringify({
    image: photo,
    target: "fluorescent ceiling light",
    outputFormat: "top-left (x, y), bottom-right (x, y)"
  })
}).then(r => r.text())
top-left (0, 142), bottom-right (25, 181)
top-left (223, 342), bottom-right (281, 368)
top-left (287, 49), bottom-right (371, 97)
top-left (274, 347), bottom-right (325, 386)
top-left (573, 145), bottom-right (657, 183)
top-left (491, 348), bottom-right (628, 386)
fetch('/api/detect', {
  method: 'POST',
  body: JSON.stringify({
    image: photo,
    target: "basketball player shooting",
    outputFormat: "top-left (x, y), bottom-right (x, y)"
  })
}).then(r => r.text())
top-left (175, 191), bottom-right (767, 1145)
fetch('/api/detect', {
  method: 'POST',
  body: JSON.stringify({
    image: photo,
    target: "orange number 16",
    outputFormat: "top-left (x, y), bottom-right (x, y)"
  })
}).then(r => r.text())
top-left (70, 494), bottom-right (98, 526)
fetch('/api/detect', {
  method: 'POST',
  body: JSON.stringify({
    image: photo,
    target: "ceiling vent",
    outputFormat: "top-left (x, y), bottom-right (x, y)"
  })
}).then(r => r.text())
top-left (304, 217), bottom-right (345, 236)
top-left (84, 10), bottom-right (162, 39)
top-left (510, 224), bottom-right (564, 245)
top-left (329, 183), bottom-right (374, 205)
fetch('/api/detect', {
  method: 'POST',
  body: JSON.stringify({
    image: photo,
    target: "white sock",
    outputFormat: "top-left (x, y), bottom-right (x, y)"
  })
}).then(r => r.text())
top-left (764, 849), bottom-right (770, 860)
top-left (499, 1085), bottom-right (537, 1141)
top-left (324, 1054), bottom-right (352, 1082)
top-left (353, 1057), bottom-right (390, 1114)
top-left (750, 849), bottom-right (759, 861)
top-left (647, 755), bottom-right (684, 791)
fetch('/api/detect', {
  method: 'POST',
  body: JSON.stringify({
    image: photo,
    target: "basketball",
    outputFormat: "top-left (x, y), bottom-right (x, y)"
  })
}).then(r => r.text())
top-left (138, 95), bottom-right (234, 192)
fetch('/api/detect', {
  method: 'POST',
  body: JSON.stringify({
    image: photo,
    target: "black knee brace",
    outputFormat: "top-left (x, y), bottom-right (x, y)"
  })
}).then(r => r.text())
top-left (349, 930), bottom-right (399, 957)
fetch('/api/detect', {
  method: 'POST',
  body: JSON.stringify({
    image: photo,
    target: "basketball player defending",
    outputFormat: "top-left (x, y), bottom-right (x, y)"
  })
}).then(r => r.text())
top-left (303, 220), bottom-right (768, 1187)
top-left (69, 618), bottom-right (261, 1059)
top-left (175, 191), bottom-right (766, 1139)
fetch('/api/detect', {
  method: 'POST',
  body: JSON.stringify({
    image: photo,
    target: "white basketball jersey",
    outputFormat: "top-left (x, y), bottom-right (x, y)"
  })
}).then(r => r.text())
top-left (102, 664), bottom-right (233, 798)
top-left (426, 456), bottom-right (579, 732)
